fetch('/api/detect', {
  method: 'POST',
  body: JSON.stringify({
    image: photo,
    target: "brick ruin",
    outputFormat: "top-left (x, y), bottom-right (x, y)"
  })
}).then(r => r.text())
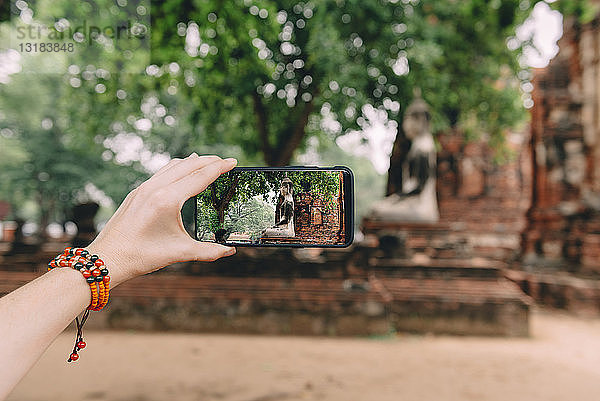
top-left (293, 193), bottom-right (345, 245)
top-left (503, 13), bottom-right (600, 313)
top-left (521, 15), bottom-right (600, 275)
top-left (292, 172), bottom-right (346, 245)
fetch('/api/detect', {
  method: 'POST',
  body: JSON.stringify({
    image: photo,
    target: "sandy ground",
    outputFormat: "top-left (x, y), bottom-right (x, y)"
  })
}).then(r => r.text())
top-left (7, 309), bottom-right (600, 401)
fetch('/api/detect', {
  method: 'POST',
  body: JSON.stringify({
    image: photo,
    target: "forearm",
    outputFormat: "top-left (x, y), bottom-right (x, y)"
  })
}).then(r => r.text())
top-left (0, 268), bottom-right (87, 398)
top-left (0, 249), bottom-right (127, 400)
top-left (0, 155), bottom-right (236, 400)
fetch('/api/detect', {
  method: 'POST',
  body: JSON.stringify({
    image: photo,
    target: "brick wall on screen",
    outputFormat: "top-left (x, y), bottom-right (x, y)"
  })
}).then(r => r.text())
top-left (293, 193), bottom-right (344, 245)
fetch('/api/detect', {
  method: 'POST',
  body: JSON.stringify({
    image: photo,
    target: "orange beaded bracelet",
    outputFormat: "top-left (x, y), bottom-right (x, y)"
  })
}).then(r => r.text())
top-left (48, 247), bottom-right (111, 362)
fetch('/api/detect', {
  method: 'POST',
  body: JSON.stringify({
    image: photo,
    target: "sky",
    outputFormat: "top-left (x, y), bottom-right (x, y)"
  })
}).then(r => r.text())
top-left (517, 1), bottom-right (563, 68)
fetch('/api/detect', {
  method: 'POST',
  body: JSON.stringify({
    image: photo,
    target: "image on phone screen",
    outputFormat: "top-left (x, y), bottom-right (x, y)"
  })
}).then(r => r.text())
top-left (195, 167), bottom-right (353, 247)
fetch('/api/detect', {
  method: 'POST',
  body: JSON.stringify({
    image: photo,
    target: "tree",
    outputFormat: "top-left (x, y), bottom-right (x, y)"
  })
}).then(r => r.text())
top-left (0, 58), bottom-right (152, 226)
top-left (0, 0), bottom-right (152, 225)
top-left (146, 0), bottom-right (582, 167)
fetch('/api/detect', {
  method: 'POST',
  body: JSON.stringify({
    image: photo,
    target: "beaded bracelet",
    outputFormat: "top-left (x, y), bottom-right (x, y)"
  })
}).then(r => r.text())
top-left (48, 247), bottom-right (111, 362)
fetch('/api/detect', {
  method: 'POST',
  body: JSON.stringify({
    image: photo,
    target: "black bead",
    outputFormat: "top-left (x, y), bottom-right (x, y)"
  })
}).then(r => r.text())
top-left (65, 255), bottom-right (72, 261)
top-left (86, 277), bottom-right (96, 284)
top-left (85, 262), bottom-right (94, 269)
top-left (100, 268), bottom-right (109, 276)
top-left (95, 276), bottom-right (103, 282)
top-left (80, 250), bottom-right (89, 257)
top-left (74, 262), bottom-right (84, 270)
top-left (68, 248), bottom-right (75, 255)
top-left (90, 255), bottom-right (99, 262)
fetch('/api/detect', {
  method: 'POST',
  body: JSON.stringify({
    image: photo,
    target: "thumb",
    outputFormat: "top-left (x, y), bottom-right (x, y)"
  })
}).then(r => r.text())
top-left (181, 240), bottom-right (236, 262)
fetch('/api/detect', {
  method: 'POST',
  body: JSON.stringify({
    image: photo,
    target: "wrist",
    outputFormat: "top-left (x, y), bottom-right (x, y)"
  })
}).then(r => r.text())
top-left (86, 242), bottom-right (130, 287)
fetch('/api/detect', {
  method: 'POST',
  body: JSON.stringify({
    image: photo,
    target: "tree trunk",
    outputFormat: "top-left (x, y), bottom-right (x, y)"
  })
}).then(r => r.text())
top-left (217, 208), bottom-right (225, 226)
top-left (273, 98), bottom-right (315, 166)
top-left (252, 92), bottom-right (273, 166)
top-left (256, 89), bottom-right (317, 167)
top-left (37, 189), bottom-right (51, 239)
top-left (210, 175), bottom-right (241, 226)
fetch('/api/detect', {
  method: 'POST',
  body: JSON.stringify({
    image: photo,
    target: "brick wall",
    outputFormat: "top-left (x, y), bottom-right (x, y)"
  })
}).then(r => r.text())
top-left (521, 15), bottom-right (600, 274)
top-left (292, 172), bottom-right (346, 245)
top-left (293, 193), bottom-right (345, 245)
top-left (437, 129), bottom-right (531, 236)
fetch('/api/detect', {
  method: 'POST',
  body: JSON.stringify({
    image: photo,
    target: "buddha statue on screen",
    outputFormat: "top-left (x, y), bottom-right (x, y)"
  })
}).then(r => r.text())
top-left (369, 92), bottom-right (439, 222)
top-left (262, 177), bottom-right (296, 237)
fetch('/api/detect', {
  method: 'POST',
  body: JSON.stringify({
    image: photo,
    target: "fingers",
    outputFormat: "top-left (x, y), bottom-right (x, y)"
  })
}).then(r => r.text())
top-left (171, 158), bottom-right (238, 199)
top-left (153, 157), bottom-right (184, 177)
top-left (147, 154), bottom-right (223, 189)
top-left (109, 154), bottom-right (221, 222)
top-left (180, 240), bottom-right (236, 262)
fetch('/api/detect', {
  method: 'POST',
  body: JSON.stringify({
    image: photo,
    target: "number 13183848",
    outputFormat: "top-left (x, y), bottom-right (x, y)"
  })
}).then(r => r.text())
top-left (18, 42), bottom-right (74, 52)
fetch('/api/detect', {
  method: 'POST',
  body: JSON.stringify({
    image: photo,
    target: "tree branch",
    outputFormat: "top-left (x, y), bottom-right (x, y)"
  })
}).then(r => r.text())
top-left (222, 175), bottom-right (241, 207)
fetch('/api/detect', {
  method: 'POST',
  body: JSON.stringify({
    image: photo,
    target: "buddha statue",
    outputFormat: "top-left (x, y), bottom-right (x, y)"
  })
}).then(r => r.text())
top-left (262, 177), bottom-right (296, 237)
top-left (369, 92), bottom-right (439, 222)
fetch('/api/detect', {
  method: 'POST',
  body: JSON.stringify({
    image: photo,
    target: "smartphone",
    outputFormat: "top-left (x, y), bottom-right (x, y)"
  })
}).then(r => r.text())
top-left (194, 166), bottom-right (354, 247)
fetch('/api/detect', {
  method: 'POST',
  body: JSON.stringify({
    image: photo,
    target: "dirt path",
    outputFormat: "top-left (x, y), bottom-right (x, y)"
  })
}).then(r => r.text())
top-left (7, 309), bottom-right (600, 401)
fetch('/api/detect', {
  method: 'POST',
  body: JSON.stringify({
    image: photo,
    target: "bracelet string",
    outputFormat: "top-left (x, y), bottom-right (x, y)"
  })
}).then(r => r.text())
top-left (47, 247), bottom-right (111, 362)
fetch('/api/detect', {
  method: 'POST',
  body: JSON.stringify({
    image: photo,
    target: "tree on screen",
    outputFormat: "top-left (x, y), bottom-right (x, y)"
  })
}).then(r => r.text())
top-left (197, 170), bottom-right (340, 234)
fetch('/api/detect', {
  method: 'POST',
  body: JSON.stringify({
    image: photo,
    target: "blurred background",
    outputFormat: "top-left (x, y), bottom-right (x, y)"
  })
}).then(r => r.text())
top-left (2, 0), bottom-right (600, 400)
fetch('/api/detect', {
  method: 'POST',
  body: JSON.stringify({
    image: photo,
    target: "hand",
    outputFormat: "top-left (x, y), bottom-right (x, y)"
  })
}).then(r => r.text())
top-left (87, 154), bottom-right (237, 286)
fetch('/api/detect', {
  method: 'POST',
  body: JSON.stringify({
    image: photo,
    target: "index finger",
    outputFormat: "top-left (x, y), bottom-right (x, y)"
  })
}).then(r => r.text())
top-left (170, 158), bottom-right (238, 200)
top-left (145, 154), bottom-right (223, 191)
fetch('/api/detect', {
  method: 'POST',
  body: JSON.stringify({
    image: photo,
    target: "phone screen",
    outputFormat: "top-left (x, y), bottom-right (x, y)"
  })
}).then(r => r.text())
top-left (195, 167), bottom-right (353, 247)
